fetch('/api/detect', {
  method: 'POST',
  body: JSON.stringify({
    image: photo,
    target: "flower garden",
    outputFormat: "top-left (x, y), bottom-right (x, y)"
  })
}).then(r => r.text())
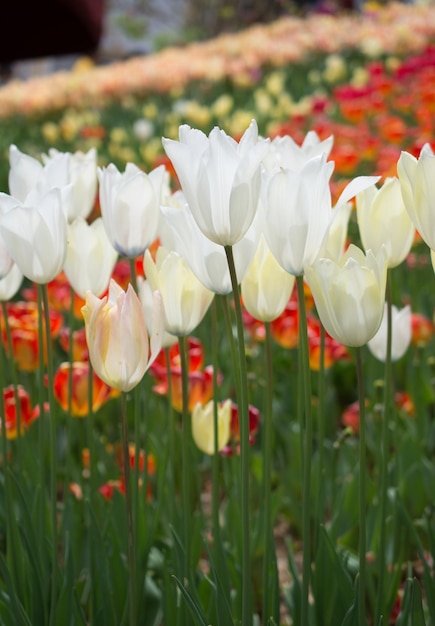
top-left (1, 2), bottom-right (435, 625)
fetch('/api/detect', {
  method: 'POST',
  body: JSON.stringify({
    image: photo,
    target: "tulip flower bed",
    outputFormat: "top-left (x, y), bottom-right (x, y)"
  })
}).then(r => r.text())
top-left (1, 4), bottom-right (435, 626)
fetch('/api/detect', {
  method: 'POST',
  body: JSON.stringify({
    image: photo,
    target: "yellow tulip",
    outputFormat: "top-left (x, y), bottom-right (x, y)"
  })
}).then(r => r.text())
top-left (192, 399), bottom-right (232, 455)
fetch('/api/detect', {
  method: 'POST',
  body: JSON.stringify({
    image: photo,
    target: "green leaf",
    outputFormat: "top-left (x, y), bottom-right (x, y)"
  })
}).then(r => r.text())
top-left (340, 575), bottom-right (358, 626)
top-left (396, 578), bottom-right (426, 626)
top-left (172, 575), bottom-right (208, 626)
top-left (0, 553), bottom-right (32, 626)
top-left (314, 526), bottom-right (354, 626)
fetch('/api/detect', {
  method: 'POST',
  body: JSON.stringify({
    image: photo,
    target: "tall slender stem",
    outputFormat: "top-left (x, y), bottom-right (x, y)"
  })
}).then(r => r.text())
top-left (296, 274), bottom-right (313, 626)
top-left (376, 273), bottom-right (393, 622)
top-left (120, 392), bottom-right (136, 626)
top-left (179, 334), bottom-right (192, 598)
top-left (40, 285), bottom-right (58, 626)
top-left (355, 347), bottom-right (367, 626)
top-left (224, 245), bottom-right (251, 626)
top-left (315, 323), bottom-right (326, 548)
top-left (262, 321), bottom-right (277, 623)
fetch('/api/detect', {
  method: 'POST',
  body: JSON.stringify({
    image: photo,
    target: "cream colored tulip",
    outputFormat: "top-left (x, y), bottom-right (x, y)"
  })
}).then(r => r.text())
top-left (192, 399), bottom-right (232, 455)
top-left (82, 280), bottom-right (163, 392)
top-left (241, 235), bottom-right (295, 322)
top-left (144, 247), bottom-right (214, 336)
top-left (397, 144), bottom-right (435, 250)
top-left (356, 177), bottom-right (415, 268)
top-left (305, 245), bottom-right (387, 347)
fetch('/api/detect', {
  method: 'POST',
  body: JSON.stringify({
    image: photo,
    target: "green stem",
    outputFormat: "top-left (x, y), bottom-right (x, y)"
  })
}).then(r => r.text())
top-left (121, 392), bottom-right (136, 626)
top-left (40, 285), bottom-right (58, 626)
top-left (376, 273), bottom-right (394, 622)
top-left (355, 347), bottom-right (367, 626)
top-left (262, 321), bottom-right (277, 623)
top-left (315, 323), bottom-right (326, 547)
top-left (224, 245), bottom-right (251, 626)
top-left (296, 275), bottom-right (313, 626)
top-left (211, 300), bottom-right (221, 542)
top-left (178, 334), bottom-right (192, 595)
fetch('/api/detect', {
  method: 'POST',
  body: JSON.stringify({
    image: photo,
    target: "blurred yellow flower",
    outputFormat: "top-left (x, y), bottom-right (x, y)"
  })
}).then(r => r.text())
top-left (265, 71), bottom-right (285, 96)
top-left (142, 102), bottom-right (158, 119)
top-left (42, 122), bottom-right (59, 143)
top-left (110, 128), bottom-right (128, 143)
top-left (211, 94), bottom-right (234, 118)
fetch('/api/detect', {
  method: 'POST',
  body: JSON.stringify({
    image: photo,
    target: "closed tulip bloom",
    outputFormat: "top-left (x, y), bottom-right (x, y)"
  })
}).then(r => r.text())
top-left (160, 194), bottom-right (258, 295)
top-left (397, 144), bottom-right (435, 250)
top-left (64, 217), bottom-right (118, 298)
top-left (305, 244), bottom-right (387, 347)
top-left (162, 120), bottom-right (269, 246)
top-left (263, 153), bottom-right (379, 276)
top-left (241, 235), bottom-right (295, 322)
top-left (0, 188), bottom-right (67, 284)
top-left (367, 304), bottom-right (412, 362)
top-left (357, 177), bottom-right (415, 268)
top-left (81, 280), bottom-right (164, 392)
top-left (98, 162), bottom-right (166, 257)
top-left (144, 247), bottom-right (214, 336)
top-left (192, 399), bottom-right (232, 455)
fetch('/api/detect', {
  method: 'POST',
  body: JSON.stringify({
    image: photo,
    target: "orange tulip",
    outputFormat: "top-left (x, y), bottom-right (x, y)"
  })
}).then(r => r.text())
top-left (52, 362), bottom-right (120, 417)
top-left (0, 385), bottom-right (40, 439)
top-left (152, 365), bottom-right (217, 413)
top-left (0, 301), bottom-right (63, 372)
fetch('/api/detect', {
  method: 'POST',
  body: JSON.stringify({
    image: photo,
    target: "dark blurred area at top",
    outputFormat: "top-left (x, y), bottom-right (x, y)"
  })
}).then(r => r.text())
top-left (0, 0), bottom-right (354, 74)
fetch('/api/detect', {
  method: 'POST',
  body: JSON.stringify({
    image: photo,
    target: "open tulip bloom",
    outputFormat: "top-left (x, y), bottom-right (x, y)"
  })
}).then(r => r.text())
top-left (262, 153), bottom-right (380, 276)
top-left (162, 119), bottom-right (270, 246)
top-left (81, 279), bottom-right (164, 392)
top-left (305, 244), bottom-right (388, 347)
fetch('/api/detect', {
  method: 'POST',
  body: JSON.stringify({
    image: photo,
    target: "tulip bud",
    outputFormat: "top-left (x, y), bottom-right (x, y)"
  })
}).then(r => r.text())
top-left (305, 244), bottom-right (387, 347)
top-left (192, 399), bottom-right (232, 455)
top-left (81, 280), bottom-right (163, 392)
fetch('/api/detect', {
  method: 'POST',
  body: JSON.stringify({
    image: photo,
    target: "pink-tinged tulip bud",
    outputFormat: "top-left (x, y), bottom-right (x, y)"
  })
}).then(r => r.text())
top-left (192, 399), bottom-right (232, 455)
top-left (81, 280), bottom-right (163, 392)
